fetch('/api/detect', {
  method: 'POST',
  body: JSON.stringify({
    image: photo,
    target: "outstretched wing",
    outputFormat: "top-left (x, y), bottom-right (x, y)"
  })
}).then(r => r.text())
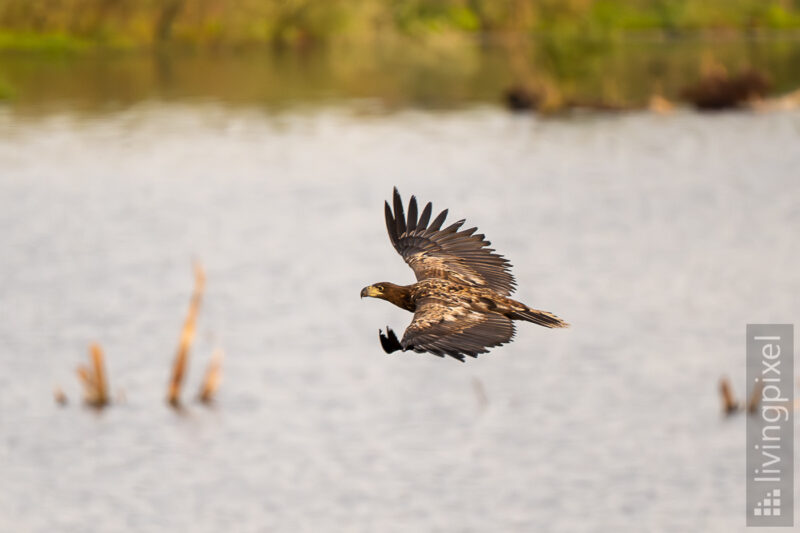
top-left (401, 298), bottom-right (515, 361)
top-left (385, 188), bottom-right (516, 296)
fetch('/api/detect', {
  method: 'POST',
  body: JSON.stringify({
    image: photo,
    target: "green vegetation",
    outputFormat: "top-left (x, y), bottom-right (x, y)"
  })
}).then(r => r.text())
top-left (0, 0), bottom-right (799, 51)
top-left (1, 1), bottom-right (799, 111)
top-left (0, 76), bottom-right (12, 99)
top-left (0, 31), bottom-right (91, 53)
top-left (1, 35), bottom-right (798, 113)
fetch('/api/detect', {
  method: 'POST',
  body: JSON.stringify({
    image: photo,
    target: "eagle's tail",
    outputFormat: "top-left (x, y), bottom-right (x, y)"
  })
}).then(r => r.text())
top-left (508, 304), bottom-right (569, 328)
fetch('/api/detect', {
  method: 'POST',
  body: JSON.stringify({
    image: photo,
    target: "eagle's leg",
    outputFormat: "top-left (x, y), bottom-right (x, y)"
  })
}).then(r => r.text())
top-left (379, 326), bottom-right (404, 354)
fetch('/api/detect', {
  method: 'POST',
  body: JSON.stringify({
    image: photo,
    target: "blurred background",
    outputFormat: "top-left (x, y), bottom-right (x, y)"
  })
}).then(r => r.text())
top-left (0, 1), bottom-right (798, 532)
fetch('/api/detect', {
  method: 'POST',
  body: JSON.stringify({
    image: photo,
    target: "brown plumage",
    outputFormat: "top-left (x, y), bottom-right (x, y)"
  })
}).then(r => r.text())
top-left (361, 188), bottom-right (568, 361)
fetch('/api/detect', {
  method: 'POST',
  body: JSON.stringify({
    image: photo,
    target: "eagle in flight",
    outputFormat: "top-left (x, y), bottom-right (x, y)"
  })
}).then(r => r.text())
top-left (361, 188), bottom-right (568, 361)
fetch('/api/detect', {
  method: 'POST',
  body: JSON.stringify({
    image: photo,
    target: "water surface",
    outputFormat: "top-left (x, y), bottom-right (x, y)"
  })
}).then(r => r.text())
top-left (0, 104), bottom-right (799, 531)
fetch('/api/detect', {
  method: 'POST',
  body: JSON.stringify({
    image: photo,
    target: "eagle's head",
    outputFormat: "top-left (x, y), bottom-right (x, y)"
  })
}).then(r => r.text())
top-left (360, 282), bottom-right (414, 311)
top-left (360, 282), bottom-right (391, 299)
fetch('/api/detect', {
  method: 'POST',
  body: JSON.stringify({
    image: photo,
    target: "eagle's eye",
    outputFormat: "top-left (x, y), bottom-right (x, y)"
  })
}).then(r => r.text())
top-left (375, 285), bottom-right (384, 291)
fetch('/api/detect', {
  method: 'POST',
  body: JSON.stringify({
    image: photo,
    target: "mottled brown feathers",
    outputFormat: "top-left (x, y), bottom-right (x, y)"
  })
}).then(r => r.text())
top-left (364, 188), bottom-right (568, 361)
top-left (403, 296), bottom-right (516, 360)
top-left (385, 188), bottom-right (516, 296)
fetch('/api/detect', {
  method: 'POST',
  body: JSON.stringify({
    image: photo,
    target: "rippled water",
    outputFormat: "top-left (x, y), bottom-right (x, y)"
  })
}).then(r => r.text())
top-left (0, 105), bottom-right (798, 532)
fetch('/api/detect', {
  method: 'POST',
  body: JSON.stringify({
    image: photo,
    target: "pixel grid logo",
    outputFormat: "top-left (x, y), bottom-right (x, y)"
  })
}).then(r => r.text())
top-left (753, 489), bottom-right (781, 517)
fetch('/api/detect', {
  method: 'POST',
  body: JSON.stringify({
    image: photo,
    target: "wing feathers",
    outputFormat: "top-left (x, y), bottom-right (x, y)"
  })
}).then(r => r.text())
top-left (417, 202), bottom-right (432, 229)
top-left (384, 189), bottom-right (517, 295)
top-left (407, 196), bottom-right (418, 232)
top-left (402, 300), bottom-right (516, 360)
top-left (429, 209), bottom-right (448, 231)
top-left (393, 188), bottom-right (406, 237)
top-left (384, 202), bottom-right (398, 248)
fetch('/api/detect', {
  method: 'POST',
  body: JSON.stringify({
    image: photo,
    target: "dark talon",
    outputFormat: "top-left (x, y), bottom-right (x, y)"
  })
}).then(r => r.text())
top-left (379, 326), bottom-right (403, 354)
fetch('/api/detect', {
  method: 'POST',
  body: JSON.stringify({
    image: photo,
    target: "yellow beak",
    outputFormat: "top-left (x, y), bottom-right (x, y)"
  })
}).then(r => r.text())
top-left (360, 286), bottom-right (380, 298)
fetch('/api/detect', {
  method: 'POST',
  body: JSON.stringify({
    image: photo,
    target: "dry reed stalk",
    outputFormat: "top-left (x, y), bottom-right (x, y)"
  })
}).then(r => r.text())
top-left (746, 380), bottom-right (763, 415)
top-left (198, 348), bottom-right (224, 404)
top-left (76, 365), bottom-right (95, 390)
top-left (167, 263), bottom-right (205, 407)
top-left (77, 343), bottom-right (110, 408)
top-left (91, 343), bottom-right (108, 405)
top-left (719, 376), bottom-right (739, 415)
top-left (54, 387), bottom-right (68, 406)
